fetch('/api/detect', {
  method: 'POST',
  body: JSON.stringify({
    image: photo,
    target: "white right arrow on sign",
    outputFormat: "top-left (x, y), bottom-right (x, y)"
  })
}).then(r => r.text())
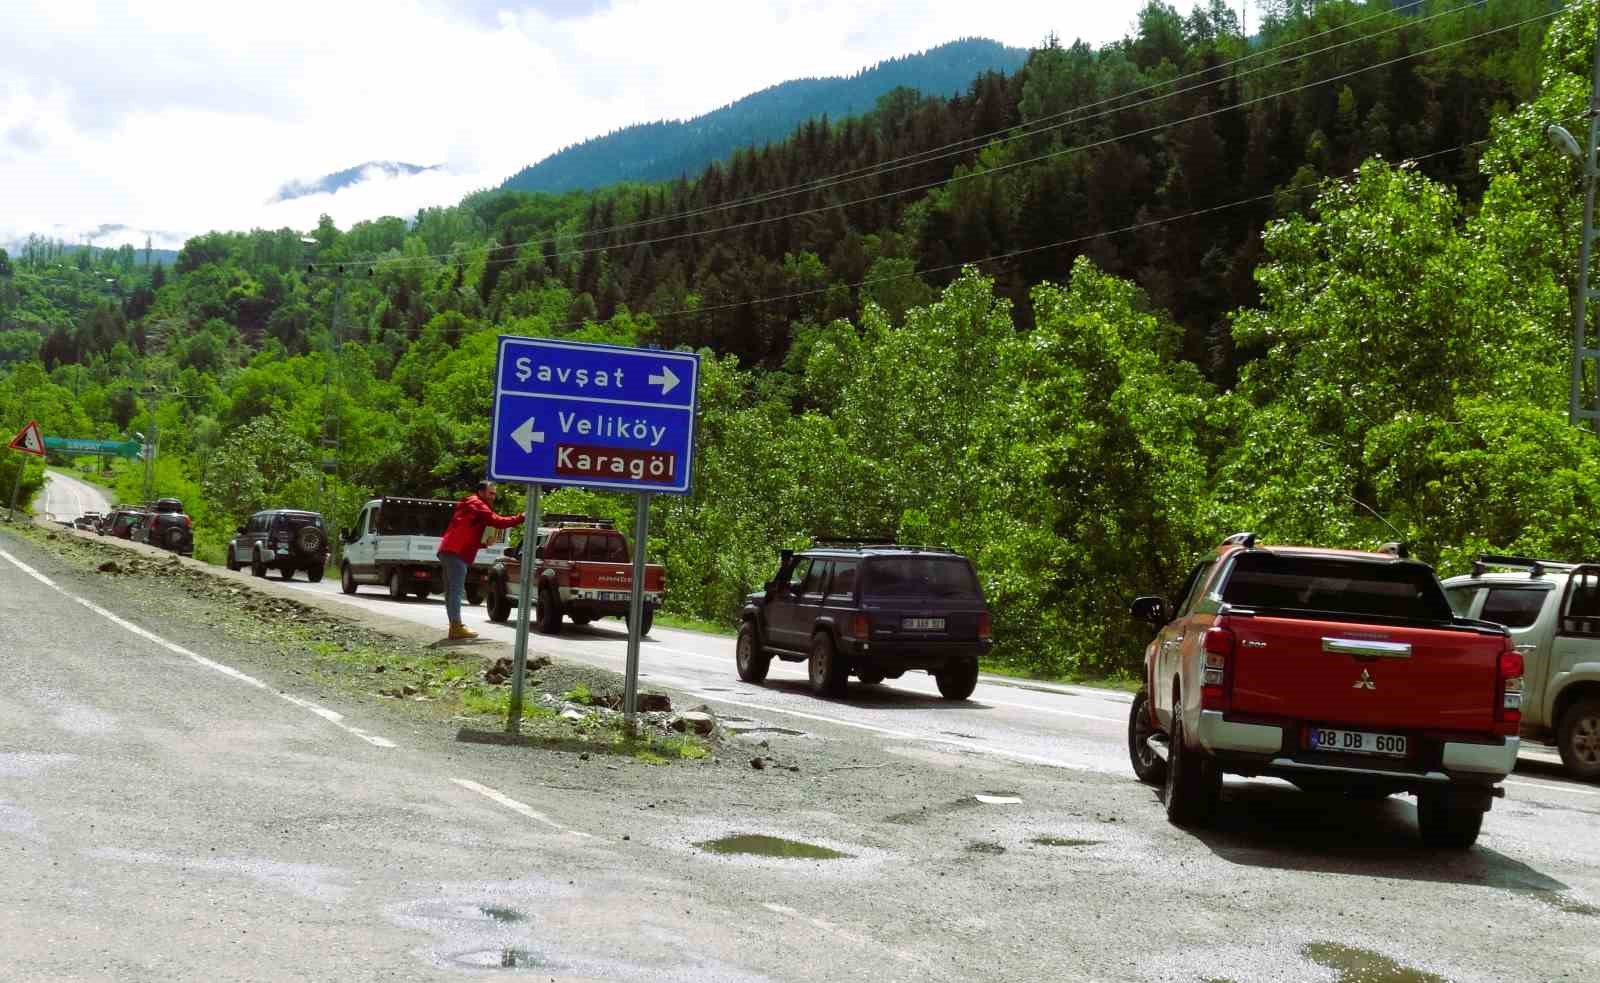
top-left (510, 418), bottom-right (545, 453)
top-left (648, 365), bottom-right (679, 396)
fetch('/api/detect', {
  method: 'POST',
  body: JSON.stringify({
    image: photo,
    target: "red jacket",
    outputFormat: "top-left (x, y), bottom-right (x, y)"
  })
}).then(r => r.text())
top-left (438, 493), bottom-right (523, 565)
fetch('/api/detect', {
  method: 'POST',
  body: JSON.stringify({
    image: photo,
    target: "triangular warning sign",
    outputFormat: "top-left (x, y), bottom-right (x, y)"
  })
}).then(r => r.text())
top-left (7, 420), bottom-right (45, 457)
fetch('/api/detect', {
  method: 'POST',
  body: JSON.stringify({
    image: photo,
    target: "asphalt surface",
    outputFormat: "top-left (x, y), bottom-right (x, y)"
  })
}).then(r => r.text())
top-left (37, 470), bottom-right (113, 524)
top-left (6, 527), bottom-right (1600, 981)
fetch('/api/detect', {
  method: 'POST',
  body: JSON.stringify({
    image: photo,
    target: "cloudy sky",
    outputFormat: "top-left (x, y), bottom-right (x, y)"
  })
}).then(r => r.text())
top-left (0, 0), bottom-right (1165, 251)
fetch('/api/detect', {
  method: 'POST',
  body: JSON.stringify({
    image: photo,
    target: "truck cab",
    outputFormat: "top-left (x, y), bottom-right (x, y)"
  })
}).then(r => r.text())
top-left (1442, 555), bottom-right (1600, 780)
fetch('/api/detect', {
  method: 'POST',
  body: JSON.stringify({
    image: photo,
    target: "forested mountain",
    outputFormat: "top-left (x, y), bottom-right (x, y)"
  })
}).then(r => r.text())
top-left (274, 162), bottom-right (440, 202)
top-left (500, 38), bottom-right (1029, 193)
top-left (3, 0), bottom-right (1591, 680)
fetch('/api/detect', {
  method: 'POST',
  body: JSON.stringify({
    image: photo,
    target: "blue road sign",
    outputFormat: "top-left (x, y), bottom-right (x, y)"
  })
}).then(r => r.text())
top-left (488, 336), bottom-right (700, 495)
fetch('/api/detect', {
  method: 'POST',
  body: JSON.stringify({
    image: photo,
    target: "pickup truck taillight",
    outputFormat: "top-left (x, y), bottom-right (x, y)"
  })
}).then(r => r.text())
top-left (1496, 645), bottom-right (1524, 736)
top-left (977, 612), bottom-right (992, 640)
top-left (1201, 623), bottom-right (1235, 711)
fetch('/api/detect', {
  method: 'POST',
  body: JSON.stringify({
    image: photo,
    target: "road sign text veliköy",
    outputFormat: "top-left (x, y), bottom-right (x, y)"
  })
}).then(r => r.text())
top-left (488, 337), bottom-right (699, 495)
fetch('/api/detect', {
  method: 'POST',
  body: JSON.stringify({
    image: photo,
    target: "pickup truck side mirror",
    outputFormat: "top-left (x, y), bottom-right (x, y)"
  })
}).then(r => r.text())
top-left (1130, 595), bottom-right (1169, 626)
top-left (340, 528), bottom-right (353, 542)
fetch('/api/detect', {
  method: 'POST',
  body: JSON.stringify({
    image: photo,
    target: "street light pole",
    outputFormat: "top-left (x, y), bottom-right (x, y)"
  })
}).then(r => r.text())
top-left (1553, 14), bottom-right (1600, 428)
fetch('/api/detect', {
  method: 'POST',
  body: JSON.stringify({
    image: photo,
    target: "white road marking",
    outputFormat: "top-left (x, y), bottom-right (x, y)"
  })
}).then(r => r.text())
top-left (0, 547), bottom-right (396, 749)
top-left (451, 778), bottom-right (591, 836)
top-left (977, 695), bottom-right (1123, 724)
top-left (1504, 778), bottom-right (1599, 798)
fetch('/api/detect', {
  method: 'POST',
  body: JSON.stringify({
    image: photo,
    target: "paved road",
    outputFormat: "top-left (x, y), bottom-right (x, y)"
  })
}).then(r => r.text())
top-left (8, 533), bottom-right (1600, 981)
top-left (278, 574), bottom-right (1598, 806)
top-left (37, 470), bottom-right (112, 523)
top-left (280, 575), bottom-right (1135, 775)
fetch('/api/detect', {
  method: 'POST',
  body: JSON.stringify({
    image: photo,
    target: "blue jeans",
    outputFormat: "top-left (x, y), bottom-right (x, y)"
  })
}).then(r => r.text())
top-left (440, 552), bottom-right (469, 626)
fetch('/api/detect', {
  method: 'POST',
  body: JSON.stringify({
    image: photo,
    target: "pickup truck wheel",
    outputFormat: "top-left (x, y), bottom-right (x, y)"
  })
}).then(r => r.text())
top-left (536, 587), bottom-right (564, 635)
top-left (388, 569), bottom-right (407, 601)
top-left (464, 583), bottom-right (484, 607)
top-left (934, 658), bottom-right (979, 701)
top-left (1417, 790), bottom-right (1484, 850)
top-left (809, 632), bottom-right (848, 697)
top-left (1128, 690), bottom-right (1167, 786)
top-left (625, 606), bottom-right (654, 636)
top-left (1557, 699), bottom-right (1600, 780)
top-left (340, 563), bottom-right (358, 595)
top-left (1163, 713), bottom-right (1220, 827)
top-left (736, 622), bottom-right (771, 683)
top-left (486, 576), bottom-right (512, 623)
top-left (306, 565), bottom-right (324, 584)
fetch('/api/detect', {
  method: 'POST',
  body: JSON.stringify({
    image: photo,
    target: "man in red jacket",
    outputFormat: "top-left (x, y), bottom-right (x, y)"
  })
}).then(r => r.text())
top-left (438, 480), bottom-right (525, 640)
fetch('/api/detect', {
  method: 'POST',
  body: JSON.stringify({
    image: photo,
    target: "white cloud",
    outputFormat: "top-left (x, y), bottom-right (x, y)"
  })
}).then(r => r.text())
top-left (0, 0), bottom-right (1158, 250)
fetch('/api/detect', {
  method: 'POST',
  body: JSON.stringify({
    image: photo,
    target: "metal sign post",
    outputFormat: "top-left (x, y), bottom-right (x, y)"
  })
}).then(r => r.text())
top-left (623, 492), bottom-right (652, 733)
top-left (487, 337), bottom-right (700, 736)
top-left (506, 485), bottom-right (542, 734)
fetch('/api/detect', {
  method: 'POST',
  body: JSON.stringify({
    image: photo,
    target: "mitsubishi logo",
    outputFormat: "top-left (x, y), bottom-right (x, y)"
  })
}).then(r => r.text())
top-left (1353, 669), bottom-right (1376, 690)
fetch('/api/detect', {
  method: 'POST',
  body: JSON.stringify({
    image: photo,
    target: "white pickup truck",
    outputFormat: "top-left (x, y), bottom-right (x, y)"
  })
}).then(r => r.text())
top-left (337, 496), bottom-right (505, 604)
top-left (1444, 554), bottom-right (1600, 780)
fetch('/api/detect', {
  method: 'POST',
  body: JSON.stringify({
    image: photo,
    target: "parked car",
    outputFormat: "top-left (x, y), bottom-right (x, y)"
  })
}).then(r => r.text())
top-left (736, 542), bottom-right (992, 700)
top-left (339, 496), bottom-right (495, 603)
top-left (228, 509), bottom-right (329, 581)
top-left (135, 498), bottom-right (194, 557)
top-left (103, 507), bottom-right (148, 540)
top-left (484, 514), bottom-right (665, 635)
top-left (1442, 555), bottom-right (1600, 781)
top-left (1128, 533), bottom-right (1522, 849)
top-left (74, 511), bottom-right (102, 531)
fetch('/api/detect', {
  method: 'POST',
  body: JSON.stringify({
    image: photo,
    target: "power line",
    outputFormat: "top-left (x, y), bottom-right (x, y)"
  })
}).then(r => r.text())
top-left (324, 0), bottom-right (1473, 272)
top-left (538, 139), bottom-right (1489, 332)
top-left (352, 6), bottom-right (1554, 274)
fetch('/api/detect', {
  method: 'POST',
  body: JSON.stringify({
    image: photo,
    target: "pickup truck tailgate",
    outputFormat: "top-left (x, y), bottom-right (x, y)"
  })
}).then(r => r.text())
top-left (1228, 615), bottom-right (1503, 732)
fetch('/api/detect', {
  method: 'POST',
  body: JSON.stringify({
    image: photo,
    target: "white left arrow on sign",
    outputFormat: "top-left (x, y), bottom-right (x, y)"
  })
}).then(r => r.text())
top-left (511, 418), bottom-right (545, 453)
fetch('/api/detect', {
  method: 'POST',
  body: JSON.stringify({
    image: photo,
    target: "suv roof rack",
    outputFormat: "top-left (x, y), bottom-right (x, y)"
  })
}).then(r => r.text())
top-left (1470, 553), bottom-right (1580, 578)
top-left (543, 513), bottom-right (616, 529)
top-left (1221, 532), bottom-right (1258, 548)
top-left (1378, 541), bottom-right (1411, 558)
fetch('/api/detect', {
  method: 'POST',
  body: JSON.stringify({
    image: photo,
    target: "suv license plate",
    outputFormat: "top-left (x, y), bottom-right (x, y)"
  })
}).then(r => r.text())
top-left (902, 618), bottom-right (945, 631)
top-left (1309, 727), bottom-right (1407, 758)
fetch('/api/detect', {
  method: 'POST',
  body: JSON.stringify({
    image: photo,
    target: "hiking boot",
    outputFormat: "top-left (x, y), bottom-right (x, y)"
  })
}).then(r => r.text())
top-left (448, 623), bottom-right (479, 641)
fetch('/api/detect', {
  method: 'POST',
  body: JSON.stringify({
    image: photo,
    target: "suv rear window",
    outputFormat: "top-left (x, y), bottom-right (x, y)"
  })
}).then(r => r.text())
top-left (861, 557), bottom-right (980, 599)
top-left (1480, 587), bottom-right (1546, 629)
top-left (272, 514), bottom-right (323, 532)
top-left (1222, 554), bottom-right (1453, 622)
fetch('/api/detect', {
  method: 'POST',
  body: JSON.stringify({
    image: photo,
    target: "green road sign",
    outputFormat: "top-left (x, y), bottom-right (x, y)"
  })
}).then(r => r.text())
top-left (43, 436), bottom-right (144, 459)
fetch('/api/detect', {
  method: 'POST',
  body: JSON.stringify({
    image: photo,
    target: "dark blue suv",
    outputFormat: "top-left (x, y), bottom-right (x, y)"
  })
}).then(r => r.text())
top-left (737, 544), bottom-right (992, 699)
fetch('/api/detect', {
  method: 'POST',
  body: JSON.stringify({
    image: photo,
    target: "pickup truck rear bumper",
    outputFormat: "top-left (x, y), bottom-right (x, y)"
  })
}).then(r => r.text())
top-left (1197, 710), bottom-right (1519, 783)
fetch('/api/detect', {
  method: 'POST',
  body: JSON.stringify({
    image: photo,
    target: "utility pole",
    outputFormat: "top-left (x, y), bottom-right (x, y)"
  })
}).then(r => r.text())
top-left (1568, 13), bottom-right (1600, 428)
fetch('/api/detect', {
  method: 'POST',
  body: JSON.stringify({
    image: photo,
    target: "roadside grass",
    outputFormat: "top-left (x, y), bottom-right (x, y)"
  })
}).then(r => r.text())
top-left (4, 523), bottom-right (713, 765)
top-left (979, 658), bottom-right (1141, 693)
top-left (653, 611), bottom-right (736, 637)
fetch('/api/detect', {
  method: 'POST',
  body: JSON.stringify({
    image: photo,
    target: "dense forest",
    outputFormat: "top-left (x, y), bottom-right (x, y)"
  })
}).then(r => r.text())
top-left (500, 38), bottom-right (1029, 194)
top-left (2, 0), bottom-right (1594, 679)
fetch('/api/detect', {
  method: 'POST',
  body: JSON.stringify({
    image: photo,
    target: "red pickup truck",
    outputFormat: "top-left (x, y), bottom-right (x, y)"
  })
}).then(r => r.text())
top-left (484, 516), bottom-right (665, 635)
top-left (1127, 534), bottom-right (1523, 849)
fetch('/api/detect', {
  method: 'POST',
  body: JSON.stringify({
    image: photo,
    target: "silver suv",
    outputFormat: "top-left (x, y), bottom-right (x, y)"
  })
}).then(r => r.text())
top-left (1443, 555), bottom-right (1600, 780)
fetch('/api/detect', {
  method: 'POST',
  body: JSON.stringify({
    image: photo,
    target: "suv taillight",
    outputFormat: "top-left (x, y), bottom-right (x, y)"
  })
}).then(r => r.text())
top-left (977, 612), bottom-right (991, 640)
top-left (1496, 644), bottom-right (1524, 735)
top-left (849, 612), bottom-right (870, 638)
top-left (1201, 622), bottom-right (1235, 711)
top-left (182, 515), bottom-right (191, 528)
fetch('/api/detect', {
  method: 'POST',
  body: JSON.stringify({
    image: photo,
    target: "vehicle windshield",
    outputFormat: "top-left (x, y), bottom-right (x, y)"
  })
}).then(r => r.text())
top-left (861, 556), bottom-right (980, 599)
top-left (1222, 553), bottom-right (1454, 622)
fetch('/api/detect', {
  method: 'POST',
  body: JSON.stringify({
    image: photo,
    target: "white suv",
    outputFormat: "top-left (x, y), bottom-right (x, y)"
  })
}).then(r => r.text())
top-left (1443, 555), bottom-right (1600, 780)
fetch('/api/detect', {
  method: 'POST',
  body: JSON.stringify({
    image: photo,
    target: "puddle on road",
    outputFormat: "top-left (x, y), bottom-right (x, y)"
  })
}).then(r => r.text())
top-left (731, 726), bottom-right (807, 737)
top-left (1302, 942), bottom-right (1447, 983)
top-left (1529, 890), bottom-right (1600, 916)
top-left (696, 834), bottom-right (850, 860)
top-left (1030, 836), bottom-right (1101, 848)
top-left (449, 947), bottom-right (544, 970)
top-left (479, 906), bottom-right (526, 923)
